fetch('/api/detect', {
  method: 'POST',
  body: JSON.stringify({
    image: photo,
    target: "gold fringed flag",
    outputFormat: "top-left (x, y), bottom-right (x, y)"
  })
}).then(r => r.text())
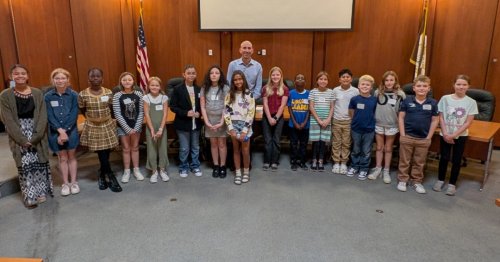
top-left (410, 0), bottom-right (430, 79)
top-left (136, 0), bottom-right (150, 92)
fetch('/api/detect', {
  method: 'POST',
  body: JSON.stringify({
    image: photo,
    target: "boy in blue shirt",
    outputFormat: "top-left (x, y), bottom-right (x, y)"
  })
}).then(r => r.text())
top-left (397, 75), bottom-right (439, 193)
top-left (347, 75), bottom-right (377, 180)
top-left (287, 74), bottom-right (310, 170)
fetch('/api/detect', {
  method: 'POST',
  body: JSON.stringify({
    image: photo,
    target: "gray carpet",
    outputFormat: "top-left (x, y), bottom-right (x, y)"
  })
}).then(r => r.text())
top-left (1, 143), bottom-right (500, 261)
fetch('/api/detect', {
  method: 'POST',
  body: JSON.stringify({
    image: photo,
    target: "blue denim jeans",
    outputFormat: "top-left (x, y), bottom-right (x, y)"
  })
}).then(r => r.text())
top-left (176, 129), bottom-right (201, 172)
top-left (350, 130), bottom-right (374, 172)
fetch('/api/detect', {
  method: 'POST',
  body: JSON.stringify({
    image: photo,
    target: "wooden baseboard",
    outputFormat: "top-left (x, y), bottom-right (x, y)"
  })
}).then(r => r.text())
top-left (0, 259), bottom-right (43, 262)
top-left (496, 198), bottom-right (500, 207)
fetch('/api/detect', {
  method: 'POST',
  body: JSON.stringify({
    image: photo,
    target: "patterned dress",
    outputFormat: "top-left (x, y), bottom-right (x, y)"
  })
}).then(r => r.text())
top-left (14, 91), bottom-right (53, 206)
top-left (78, 87), bottom-right (118, 151)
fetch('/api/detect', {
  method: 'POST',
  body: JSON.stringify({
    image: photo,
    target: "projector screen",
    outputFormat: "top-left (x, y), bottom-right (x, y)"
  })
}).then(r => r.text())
top-left (199, 0), bottom-right (355, 31)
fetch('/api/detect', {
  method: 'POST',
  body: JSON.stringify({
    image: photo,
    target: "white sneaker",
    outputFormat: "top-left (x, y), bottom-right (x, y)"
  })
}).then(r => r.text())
top-left (61, 184), bottom-right (70, 196)
top-left (150, 171), bottom-right (158, 183)
top-left (121, 169), bottom-right (131, 183)
top-left (160, 169), bottom-right (170, 182)
top-left (367, 167), bottom-right (382, 180)
top-left (414, 183), bottom-right (427, 194)
top-left (433, 180), bottom-right (445, 192)
top-left (346, 167), bottom-right (357, 177)
top-left (332, 163), bottom-right (340, 174)
top-left (193, 168), bottom-right (203, 177)
top-left (133, 167), bottom-right (145, 181)
top-left (358, 171), bottom-right (368, 181)
top-left (446, 185), bottom-right (456, 196)
top-left (382, 168), bottom-right (391, 184)
top-left (397, 182), bottom-right (407, 192)
top-left (339, 164), bottom-right (348, 175)
top-left (70, 183), bottom-right (80, 194)
top-left (179, 170), bottom-right (188, 178)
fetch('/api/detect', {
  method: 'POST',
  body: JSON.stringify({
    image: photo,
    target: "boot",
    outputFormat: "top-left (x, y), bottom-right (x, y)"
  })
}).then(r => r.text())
top-left (106, 172), bottom-right (122, 192)
top-left (98, 170), bottom-right (108, 190)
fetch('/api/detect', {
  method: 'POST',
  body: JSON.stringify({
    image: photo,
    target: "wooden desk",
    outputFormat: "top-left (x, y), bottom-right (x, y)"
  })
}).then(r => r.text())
top-left (254, 105), bottom-right (290, 121)
top-left (430, 120), bottom-right (500, 191)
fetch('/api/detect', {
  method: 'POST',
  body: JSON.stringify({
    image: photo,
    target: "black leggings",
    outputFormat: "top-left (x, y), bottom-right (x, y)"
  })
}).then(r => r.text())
top-left (438, 136), bottom-right (467, 185)
top-left (312, 141), bottom-right (325, 162)
top-left (96, 149), bottom-right (112, 174)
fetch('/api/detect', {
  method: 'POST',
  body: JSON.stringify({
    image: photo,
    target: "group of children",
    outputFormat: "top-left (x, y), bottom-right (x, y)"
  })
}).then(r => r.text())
top-left (1, 63), bottom-right (478, 208)
top-left (296, 69), bottom-right (477, 196)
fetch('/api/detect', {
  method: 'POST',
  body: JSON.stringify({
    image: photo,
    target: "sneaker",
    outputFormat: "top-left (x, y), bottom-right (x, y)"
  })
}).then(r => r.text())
top-left (179, 170), bottom-right (188, 178)
top-left (150, 171), bottom-right (158, 183)
top-left (193, 168), bottom-right (203, 177)
top-left (414, 183), bottom-right (426, 194)
top-left (300, 162), bottom-right (309, 171)
top-left (263, 163), bottom-right (270, 171)
top-left (358, 171), bottom-right (368, 181)
top-left (160, 169), bottom-right (170, 182)
top-left (271, 163), bottom-right (278, 171)
top-left (291, 162), bottom-right (298, 171)
top-left (397, 182), bottom-right (407, 192)
top-left (332, 163), bottom-right (340, 174)
top-left (382, 168), bottom-right (391, 184)
top-left (367, 167), bottom-right (382, 180)
top-left (121, 169), bottom-right (131, 183)
top-left (339, 164), bottom-right (348, 175)
top-left (446, 185), bottom-right (456, 196)
top-left (311, 161), bottom-right (318, 171)
top-left (133, 167), bottom-right (145, 181)
top-left (346, 167), bottom-right (357, 177)
top-left (433, 180), bottom-right (445, 192)
top-left (61, 184), bottom-right (70, 196)
top-left (70, 183), bottom-right (80, 194)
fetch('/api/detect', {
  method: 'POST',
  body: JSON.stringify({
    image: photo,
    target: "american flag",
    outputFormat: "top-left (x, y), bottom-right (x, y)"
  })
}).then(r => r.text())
top-left (136, 1), bottom-right (150, 92)
top-left (410, 0), bottom-right (429, 79)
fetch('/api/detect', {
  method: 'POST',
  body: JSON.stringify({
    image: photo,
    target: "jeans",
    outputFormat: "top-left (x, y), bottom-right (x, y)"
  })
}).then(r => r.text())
top-left (350, 130), bottom-right (374, 172)
top-left (438, 136), bottom-right (468, 185)
top-left (290, 128), bottom-right (309, 164)
top-left (262, 116), bottom-right (285, 164)
top-left (177, 129), bottom-right (201, 172)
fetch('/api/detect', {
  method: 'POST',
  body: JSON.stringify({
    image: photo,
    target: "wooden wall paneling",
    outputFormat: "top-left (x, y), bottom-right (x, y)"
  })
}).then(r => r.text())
top-left (312, 32), bottom-right (326, 87)
top-left (485, 0), bottom-right (500, 145)
top-left (324, 0), bottom-right (423, 86)
top-left (177, 0), bottom-right (220, 78)
top-left (231, 32), bottom-right (314, 88)
top-left (10, 0), bottom-right (79, 89)
top-left (220, 32), bottom-right (232, 72)
top-left (120, 0), bottom-right (136, 74)
top-left (70, 0), bottom-right (125, 91)
top-left (141, 0), bottom-right (182, 82)
top-left (0, 0), bottom-right (18, 87)
top-left (428, 0), bottom-right (498, 99)
top-left (271, 32), bottom-right (314, 87)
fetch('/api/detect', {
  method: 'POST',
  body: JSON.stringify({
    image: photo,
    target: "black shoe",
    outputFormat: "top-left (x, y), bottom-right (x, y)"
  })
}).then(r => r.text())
top-left (212, 165), bottom-right (220, 178)
top-left (291, 161), bottom-right (298, 171)
top-left (106, 172), bottom-right (122, 192)
top-left (311, 162), bottom-right (318, 171)
top-left (300, 162), bottom-right (309, 171)
top-left (219, 166), bottom-right (227, 178)
top-left (98, 171), bottom-right (108, 190)
top-left (318, 162), bottom-right (325, 172)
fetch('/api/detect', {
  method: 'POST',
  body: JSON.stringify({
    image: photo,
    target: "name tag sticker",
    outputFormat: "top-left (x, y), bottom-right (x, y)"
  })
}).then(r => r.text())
top-left (303, 99), bottom-right (309, 104)
top-left (123, 98), bottom-right (132, 104)
top-left (155, 105), bottom-right (163, 111)
top-left (319, 97), bottom-right (326, 103)
top-left (50, 101), bottom-right (59, 107)
top-left (101, 96), bottom-right (109, 102)
top-left (198, 93), bottom-right (201, 98)
top-left (337, 94), bottom-right (344, 100)
top-left (423, 104), bottom-right (432, 110)
top-left (211, 95), bottom-right (217, 101)
top-left (357, 103), bottom-right (365, 109)
top-left (388, 98), bottom-right (397, 105)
